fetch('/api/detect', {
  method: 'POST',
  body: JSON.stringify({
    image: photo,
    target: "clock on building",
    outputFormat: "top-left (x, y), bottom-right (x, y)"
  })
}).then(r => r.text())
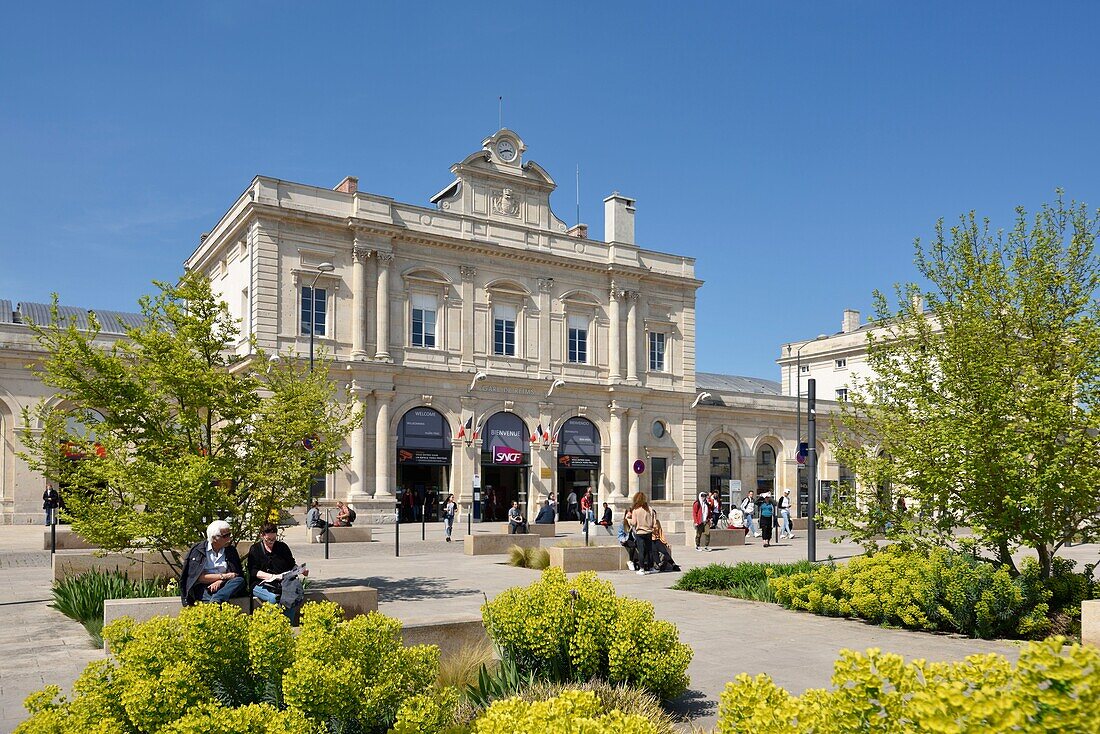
top-left (496, 138), bottom-right (517, 162)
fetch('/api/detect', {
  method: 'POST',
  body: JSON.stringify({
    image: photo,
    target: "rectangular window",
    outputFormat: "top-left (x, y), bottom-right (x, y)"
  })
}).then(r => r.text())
top-left (309, 474), bottom-right (327, 499)
top-left (301, 286), bottom-right (327, 337)
top-left (567, 315), bottom-right (588, 364)
top-left (651, 457), bottom-right (668, 500)
top-left (411, 294), bottom-right (437, 348)
top-left (835, 388), bottom-right (848, 401)
top-left (800, 364), bottom-right (810, 373)
top-left (648, 332), bottom-right (666, 372)
top-left (493, 304), bottom-right (517, 356)
top-left (835, 358), bottom-right (847, 369)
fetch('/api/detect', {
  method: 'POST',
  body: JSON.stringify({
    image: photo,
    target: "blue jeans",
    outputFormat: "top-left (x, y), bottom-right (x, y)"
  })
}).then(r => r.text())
top-left (253, 584), bottom-right (299, 624)
top-left (44, 508), bottom-right (57, 526)
top-left (781, 509), bottom-right (793, 536)
top-left (201, 575), bottom-right (245, 604)
top-left (744, 512), bottom-right (757, 534)
top-left (444, 516), bottom-right (454, 538)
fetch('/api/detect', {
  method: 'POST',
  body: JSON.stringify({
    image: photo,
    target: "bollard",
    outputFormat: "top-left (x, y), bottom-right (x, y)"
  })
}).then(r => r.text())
top-left (395, 504), bottom-right (401, 558)
top-left (584, 519), bottom-right (589, 547)
top-left (467, 507), bottom-right (472, 536)
top-left (50, 516), bottom-right (57, 555)
top-left (324, 509), bottom-right (331, 560)
top-left (421, 504), bottom-right (426, 541)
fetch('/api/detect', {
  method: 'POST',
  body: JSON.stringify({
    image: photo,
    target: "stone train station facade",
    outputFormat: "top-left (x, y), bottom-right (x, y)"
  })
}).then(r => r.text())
top-left (0, 130), bottom-right (842, 525)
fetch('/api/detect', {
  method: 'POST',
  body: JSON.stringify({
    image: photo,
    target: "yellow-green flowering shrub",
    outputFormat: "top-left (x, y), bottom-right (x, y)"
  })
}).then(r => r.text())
top-left (390, 686), bottom-right (463, 733)
top-left (16, 601), bottom-right (438, 734)
top-left (768, 545), bottom-right (1084, 639)
top-left (716, 638), bottom-right (1100, 734)
top-left (482, 568), bottom-right (692, 699)
top-left (473, 689), bottom-right (659, 734)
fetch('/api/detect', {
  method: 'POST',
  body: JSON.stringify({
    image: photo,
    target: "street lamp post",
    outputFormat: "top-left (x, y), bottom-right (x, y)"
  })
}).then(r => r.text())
top-left (307, 262), bottom-right (335, 372)
top-left (787, 334), bottom-right (826, 554)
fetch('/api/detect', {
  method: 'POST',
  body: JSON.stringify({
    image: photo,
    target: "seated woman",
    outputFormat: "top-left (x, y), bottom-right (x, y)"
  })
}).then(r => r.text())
top-left (333, 501), bottom-right (356, 527)
top-left (247, 523), bottom-right (309, 624)
top-left (651, 519), bottom-right (681, 572)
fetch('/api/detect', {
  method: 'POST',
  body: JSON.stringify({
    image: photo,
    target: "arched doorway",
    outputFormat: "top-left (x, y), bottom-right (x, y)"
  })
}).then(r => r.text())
top-left (755, 443), bottom-right (776, 494)
top-left (481, 412), bottom-right (529, 521)
top-left (709, 441), bottom-right (733, 510)
top-left (556, 416), bottom-right (601, 521)
top-left (396, 407), bottom-right (451, 523)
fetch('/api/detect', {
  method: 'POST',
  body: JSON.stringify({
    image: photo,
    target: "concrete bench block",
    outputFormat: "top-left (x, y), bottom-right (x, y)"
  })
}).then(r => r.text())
top-left (496, 522), bottom-right (557, 537)
top-left (686, 528), bottom-right (746, 547)
top-left (304, 586), bottom-right (378, 618)
top-left (53, 551), bottom-right (145, 583)
top-left (43, 526), bottom-right (97, 550)
top-left (1084, 600), bottom-right (1100, 649)
top-left (401, 615), bottom-right (488, 658)
top-left (548, 544), bottom-right (628, 572)
top-left (307, 526), bottom-right (373, 543)
top-left (464, 533), bottom-right (540, 555)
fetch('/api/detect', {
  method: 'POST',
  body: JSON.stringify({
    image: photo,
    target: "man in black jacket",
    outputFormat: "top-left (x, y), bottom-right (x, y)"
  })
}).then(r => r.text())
top-left (180, 520), bottom-right (245, 606)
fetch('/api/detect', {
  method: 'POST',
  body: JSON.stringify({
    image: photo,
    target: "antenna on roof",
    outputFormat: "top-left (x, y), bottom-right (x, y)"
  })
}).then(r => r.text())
top-left (576, 164), bottom-right (580, 225)
top-left (498, 96), bottom-right (503, 130)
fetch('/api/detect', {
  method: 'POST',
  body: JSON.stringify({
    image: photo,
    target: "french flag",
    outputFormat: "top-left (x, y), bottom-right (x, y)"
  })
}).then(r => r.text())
top-left (457, 416), bottom-right (473, 439)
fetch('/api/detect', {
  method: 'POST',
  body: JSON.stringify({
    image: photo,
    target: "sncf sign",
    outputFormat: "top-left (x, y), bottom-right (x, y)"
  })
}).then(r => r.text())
top-left (493, 449), bottom-right (523, 465)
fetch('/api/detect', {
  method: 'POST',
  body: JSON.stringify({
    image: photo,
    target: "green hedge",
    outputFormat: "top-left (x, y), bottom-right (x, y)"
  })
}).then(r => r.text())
top-left (770, 545), bottom-right (1097, 639)
top-left (673, 561), bottom-right (817, 602)
top-left (716, 638), bottom-right (1100, 733)
top-left (482, 568), bottom-right (693, 700)
top-left (50, 569), bottom-right (176, 647)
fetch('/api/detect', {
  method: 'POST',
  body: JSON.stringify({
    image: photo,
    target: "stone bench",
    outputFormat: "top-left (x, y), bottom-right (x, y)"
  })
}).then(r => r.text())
top-left (1084, 600), bottom-right (1100, 648)
top-left (307, 526), bottom-right (373, 543)
top-left (53, 550), bottom-right (178, 584)
top-left (496, 522), bottom-right (557, 537)
top-left (685, 528), bottom-right (746, 547)
top-left (102, 585), bottom-right (379, 650)
top-left (43, 526), bottom-right (97, 551)
top-left (400, 615), bottom-right (489, 659)
top-left (464, 533), bottom-right (540, 555)
top-left (548, 544), bottom-right (628, 572)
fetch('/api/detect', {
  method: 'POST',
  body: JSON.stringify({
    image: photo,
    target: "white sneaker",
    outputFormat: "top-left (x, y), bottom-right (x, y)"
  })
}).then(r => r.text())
top-left (646, 569), bottom-right (658, 575)
top-left (695, 547), bottom-right (703, 552)
top-left (627, 561), bottom-right (636, 571)
top-left (789, 534), bottom-right (796, 539)
top-left (636, 569), bottom-right (646, 576)
top-left (704, 547), bottom-right (711, 552)
top-left (754, 533), bottom-right (761, 538)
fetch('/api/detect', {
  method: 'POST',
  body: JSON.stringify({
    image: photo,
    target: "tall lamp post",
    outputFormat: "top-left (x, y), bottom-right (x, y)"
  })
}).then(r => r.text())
top-left (307, 262), bottom-right (335, 372)
top-left (787, 334), bottom-right (826, 555)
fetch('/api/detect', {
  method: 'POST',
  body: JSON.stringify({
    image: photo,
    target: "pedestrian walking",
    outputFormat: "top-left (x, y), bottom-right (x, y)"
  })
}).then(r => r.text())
top-left (442, 493), bottom-right (457, 541)
top-left (565, 489), bottom-right (579, 521)
top-left (692, 492), bottom-right (712, 551)
top-left (740, 492), bottom-right (759, 537)
top-left (758, 493), bottom-right (775, 547)
top-left (43, 484), bottom-right (60, 526)
top-left (779, 488), bottom-right (795, 539)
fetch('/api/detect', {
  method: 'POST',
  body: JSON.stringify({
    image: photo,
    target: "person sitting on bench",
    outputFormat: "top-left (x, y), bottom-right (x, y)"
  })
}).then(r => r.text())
top-left (534, 500), bottom-right (556, 524)
top-left (507, 501), bottom-right (528, 534)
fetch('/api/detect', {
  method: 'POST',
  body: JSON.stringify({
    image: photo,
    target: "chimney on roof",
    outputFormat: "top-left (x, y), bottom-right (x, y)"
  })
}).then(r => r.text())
top-left (603, 192), bottom-right (635, 245)
top-left (842, 309), bottom-right (860, 333)
top-left (199, 232), bottom-right (209, 244)
top-left (566, 223), bottom-right (589, 239)
top-left (334, 176), bottom-right (358, 194)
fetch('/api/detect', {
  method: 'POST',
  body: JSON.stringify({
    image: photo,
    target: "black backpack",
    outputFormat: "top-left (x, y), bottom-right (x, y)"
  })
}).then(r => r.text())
top-left (347, 508), bottom-right (357, 523)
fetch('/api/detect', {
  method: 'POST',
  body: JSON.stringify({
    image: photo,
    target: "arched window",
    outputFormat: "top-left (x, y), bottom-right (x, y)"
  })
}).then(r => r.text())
top-left (710, 441), bottom-right (732, 508)
top-left (756, 443), bottom-right (776, 493)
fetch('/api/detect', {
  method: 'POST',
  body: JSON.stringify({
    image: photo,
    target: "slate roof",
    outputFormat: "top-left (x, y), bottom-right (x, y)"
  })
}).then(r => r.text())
top-left (3, 301), bottom-right (142, 335)
top-left (697, 372), bottom-right (782, 395)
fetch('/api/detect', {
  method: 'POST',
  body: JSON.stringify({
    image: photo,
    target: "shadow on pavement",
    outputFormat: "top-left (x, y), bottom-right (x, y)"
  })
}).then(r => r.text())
top-left (320, 575), bottom-right (482, 601)
top-left (667, 687), bottom-right (717, 720)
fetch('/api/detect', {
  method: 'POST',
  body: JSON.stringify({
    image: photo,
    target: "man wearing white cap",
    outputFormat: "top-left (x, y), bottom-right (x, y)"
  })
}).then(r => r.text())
top-left (779, 488), bottom-right (795, 539)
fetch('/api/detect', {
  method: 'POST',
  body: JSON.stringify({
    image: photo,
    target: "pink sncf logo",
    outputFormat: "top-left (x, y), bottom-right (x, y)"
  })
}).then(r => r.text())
top-left (494, 449), bottom-right (522, 465)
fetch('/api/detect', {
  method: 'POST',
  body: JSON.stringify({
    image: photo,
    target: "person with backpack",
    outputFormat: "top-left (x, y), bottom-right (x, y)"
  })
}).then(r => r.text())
top-left (442, 493), bottom-right (458, 541)
top-left (779, 488), bottom-right (795, 539)
top-left (740, 492), bottom-right (759, 537)
top-left (758, 493), bottom-right (776, 547)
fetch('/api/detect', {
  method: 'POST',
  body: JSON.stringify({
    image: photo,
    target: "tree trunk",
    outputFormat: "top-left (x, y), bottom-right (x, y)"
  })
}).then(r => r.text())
top-left (1035, 543), bottom-right (1052, 580)
top-left (997, 538), bottom-right (1019, 576)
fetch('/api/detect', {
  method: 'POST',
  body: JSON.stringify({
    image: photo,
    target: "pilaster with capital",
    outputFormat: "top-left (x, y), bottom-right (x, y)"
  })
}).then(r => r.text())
top-left (374, 391), bottom-right (394, 497)
top-left (608, 283), bottom-right (621, 383)
top-left (460, 266), bottom-right (476, 368)
top-left (627, 408), bottom-right (640, 498)
top-left (374, 252), bottom-right (394, 361)
top-left (537, 277), bottom-right (554, 377)
top-left (625, 291), bottom-right (639, 383)
top-left (609, 403), bottom-right (624, 497)
top-left (346, 383), bottom-right (370, 500)
top-left (351, 244), bottom-right (369, 359)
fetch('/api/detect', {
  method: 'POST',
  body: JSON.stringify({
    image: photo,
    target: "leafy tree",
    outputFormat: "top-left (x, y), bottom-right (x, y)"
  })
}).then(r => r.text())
top-left (19, 272), bottom-right (362, 569)
top-left (828, 194), bottom-right (1100, 579)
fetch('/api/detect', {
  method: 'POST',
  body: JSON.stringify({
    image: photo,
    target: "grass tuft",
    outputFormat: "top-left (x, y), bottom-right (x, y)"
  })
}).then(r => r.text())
top-left (672, 560), bottom-right (819, 603)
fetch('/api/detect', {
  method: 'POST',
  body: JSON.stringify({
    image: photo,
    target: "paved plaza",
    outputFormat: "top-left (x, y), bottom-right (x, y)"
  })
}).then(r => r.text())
top-left (3, 521), bottom-right (1096, 732)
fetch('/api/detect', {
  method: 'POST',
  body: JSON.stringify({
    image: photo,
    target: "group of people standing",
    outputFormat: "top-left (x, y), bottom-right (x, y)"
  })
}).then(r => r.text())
top-left (618, 492), bottom-right (679, 574)
top-left (739, 489), bottom-right (795, 547)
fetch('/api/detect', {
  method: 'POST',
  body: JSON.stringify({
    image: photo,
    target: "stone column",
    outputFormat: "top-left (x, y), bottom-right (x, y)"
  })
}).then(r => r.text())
top-left (537, 278), bottom-right (553, 377)
top-left (351, 243), bottom-right (369, 359)
top-left (374, 392), bottom-right (393, 497)
top-left (460, 266), bottom-right (476, 368)
top-left (608, 282), bottom-right (621, 383)
top-left (627, 408), bottom-right (640, 499)
top-left (625, 291), bottom-right (639, 383)
top-left (609, 402), bottom-right (624, 497)
top-left (347, 387), bottom-right (370, 500)
top-left (374, 252), bottom-right (394, 361)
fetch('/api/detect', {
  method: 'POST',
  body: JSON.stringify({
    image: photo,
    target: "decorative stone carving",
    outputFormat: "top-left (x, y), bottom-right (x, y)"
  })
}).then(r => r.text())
top-left (352, 245), bottom-right (370, 263)
top-left (421, 395), bottom-right (433, 406)
top-left (537, 277), bottom-right (555, 294)
top-left (376, 252), bottom-right (395, 265)
top-left (459, 266), bottom-right (477, 281)
top-left (624, 290), bottom-right (640, 303)
top-left (492, 188), bottom-right (520, 217)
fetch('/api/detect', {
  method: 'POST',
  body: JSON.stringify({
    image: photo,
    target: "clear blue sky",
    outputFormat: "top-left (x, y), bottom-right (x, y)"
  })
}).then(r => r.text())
top-left (3, 2), bottom-right (1098, 379)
